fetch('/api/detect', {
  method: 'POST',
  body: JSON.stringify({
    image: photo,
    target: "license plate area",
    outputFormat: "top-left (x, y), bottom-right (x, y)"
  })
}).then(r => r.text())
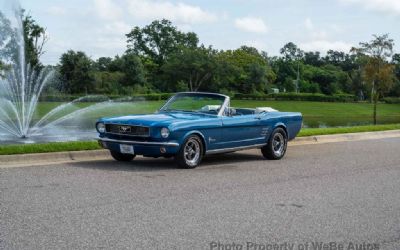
top-left (119, 144), bottom-right (134, 154)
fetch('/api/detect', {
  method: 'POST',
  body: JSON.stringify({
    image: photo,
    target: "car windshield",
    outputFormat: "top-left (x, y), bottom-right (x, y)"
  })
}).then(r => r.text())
top-left (161, 93), bottom-right (226, 115)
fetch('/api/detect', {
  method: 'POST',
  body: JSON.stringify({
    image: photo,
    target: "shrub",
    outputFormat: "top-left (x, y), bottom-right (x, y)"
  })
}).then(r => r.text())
top-left (382, 97), bottom-right (400, 104)
top-left (39, 93), bottom-right (174, 102)
top-left (233, 92), bottom-right (357, 102)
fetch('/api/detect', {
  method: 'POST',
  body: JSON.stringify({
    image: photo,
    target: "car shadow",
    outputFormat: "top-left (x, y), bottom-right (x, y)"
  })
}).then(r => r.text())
top-left (69, 151), bottom-right (264, 172)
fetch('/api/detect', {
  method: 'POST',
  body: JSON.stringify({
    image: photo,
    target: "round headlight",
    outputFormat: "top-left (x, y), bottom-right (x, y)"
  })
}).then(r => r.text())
top-left (96, 122), bottom-right (105, 133)
top-left (161, 127), bottom-right (170, 138)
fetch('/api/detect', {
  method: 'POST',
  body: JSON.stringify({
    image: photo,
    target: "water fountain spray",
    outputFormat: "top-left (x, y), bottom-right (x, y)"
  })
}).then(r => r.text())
top-left (0, 0), bottom-right (141, 144)
top-left (0, 0), bottom-right (54, 138)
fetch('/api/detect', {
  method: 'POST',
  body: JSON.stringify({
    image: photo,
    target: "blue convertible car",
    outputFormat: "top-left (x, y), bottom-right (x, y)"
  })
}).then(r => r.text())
top-left (96, 92), bottom-right (302, 168)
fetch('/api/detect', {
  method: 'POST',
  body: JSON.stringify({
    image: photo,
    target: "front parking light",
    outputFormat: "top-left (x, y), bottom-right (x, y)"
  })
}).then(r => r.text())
top-left (96, 122), bottom-right (106, 133)
top-left (161, 127), bottom-right (170, 138)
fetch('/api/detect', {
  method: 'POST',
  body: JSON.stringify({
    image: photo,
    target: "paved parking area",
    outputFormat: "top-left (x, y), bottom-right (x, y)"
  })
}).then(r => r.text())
top-left (1, 138), bottom-right (400, 249)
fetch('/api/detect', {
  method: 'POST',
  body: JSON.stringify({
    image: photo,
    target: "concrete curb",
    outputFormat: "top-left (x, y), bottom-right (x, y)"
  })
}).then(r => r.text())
top-left (1, 129), bottom-right (399, 168)
top-left (290, 129), bottom-right (400, 146)
top-left (0, 150), bottom-right (110, 168)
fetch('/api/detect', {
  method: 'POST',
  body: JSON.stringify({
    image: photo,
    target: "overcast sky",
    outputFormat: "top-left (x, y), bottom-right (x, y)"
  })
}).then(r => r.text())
top-left (18, 0), bottom-right (400, 65)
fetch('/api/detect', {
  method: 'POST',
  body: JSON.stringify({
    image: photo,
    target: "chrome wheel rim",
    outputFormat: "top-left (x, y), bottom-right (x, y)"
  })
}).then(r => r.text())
top-left (184, 138), bottom-right (201, 166)
top-left (272, 133), bottom-right (285, 157)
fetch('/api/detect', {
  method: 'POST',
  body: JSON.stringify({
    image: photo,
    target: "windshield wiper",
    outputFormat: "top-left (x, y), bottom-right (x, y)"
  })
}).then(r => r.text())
top-left (163, 109), bottom-right (188, 112)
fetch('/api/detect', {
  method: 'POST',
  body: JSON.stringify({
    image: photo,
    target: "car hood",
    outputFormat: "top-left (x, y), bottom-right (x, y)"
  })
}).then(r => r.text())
top-left (101, 112), bottom-right (214, 127)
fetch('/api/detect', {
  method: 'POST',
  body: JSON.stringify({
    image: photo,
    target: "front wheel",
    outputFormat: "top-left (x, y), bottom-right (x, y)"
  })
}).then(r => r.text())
top-left (261, 128), bottom-right (288, 160)
top-left (110, 150), bottom-right (136, 162)
top-left (175, 135), bottom-right (203, 168)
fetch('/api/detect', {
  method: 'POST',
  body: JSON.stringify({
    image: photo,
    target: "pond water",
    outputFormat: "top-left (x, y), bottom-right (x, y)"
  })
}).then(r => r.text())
top-left (304, 115), bottom-right (400, 128)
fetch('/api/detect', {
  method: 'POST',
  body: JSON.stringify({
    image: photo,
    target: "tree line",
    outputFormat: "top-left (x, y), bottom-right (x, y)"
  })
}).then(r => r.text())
top-left (52, 20), bottom-right (399, 103)
top-left (1, 16), bottom-right (400, 103)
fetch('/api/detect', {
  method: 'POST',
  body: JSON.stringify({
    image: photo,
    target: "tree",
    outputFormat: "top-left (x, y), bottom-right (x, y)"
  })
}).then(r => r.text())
top-left (162, 46), bottom-right (216, 92)
top-left (0, 60), bottom-right (4, 77)
top-left (59, 50), bottom-right (94, 94)
top-left (390, 54), bottom-right (400, 96)
top-left (352, 34), bottom-right (395, 124)
top-left (325, 50), bottom-right (357, 72)
top-left (0, 11), bottom-right (19, 65)
top-left (304, 51), bottom-right (323, 67)
top-left (271, 58), bottom-right (297, 92)
top-left (280, 42), bottom-right (304, 92)
top-left (392, 53), bottom-right (400, 82)
top-left (280, 42), bottom-right (303, 61)
top-left (92, 54), bottom-right (147, 94)
top-left (325, 50), bottom-right (345, 64)
top-left (215, 47), bottom-right (274, 94)
top-left (0, 10), bottom-right (48, 69)
top-left (95, 57), bottom-right (113, 71)
top-left (302, 65), bottom-right (340, 95)
top-left (23, 13), bottom-right (48, 67)
top-left (120, 53), bottom-right (146, 87)
top-left (93, 71), bottom-right (124, 95)
top-left (126, 19), bottom-right (198, 66)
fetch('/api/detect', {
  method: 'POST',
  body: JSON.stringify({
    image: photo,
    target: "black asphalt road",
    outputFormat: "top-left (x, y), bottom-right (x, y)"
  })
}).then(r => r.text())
top-left (1, 138), bottom-right (400, 250)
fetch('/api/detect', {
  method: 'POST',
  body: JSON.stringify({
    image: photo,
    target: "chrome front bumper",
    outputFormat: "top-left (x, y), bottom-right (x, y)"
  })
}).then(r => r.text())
top-left (97, 137), bottom-right (180, 147)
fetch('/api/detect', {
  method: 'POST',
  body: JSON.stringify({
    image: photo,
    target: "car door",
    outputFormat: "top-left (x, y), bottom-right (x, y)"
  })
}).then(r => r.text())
top-left (196, 116), bottom-right (223, 151)
top-left (218, 113), bottom-right (264, 149)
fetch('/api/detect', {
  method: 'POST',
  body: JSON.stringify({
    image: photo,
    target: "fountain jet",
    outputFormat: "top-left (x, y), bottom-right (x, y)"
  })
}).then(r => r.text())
top-left (0, 0), bottom-right (135, 144)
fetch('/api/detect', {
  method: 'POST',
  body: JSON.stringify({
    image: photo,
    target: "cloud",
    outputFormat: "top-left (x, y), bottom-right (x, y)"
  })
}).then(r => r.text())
top-left (303, 18), bottom-right (329, 40)
top-left (299, 40), bottom-right (353, 53)
top-left (93, 0), bottom-right (123, 20)
top-left (339, 0), bottom-right (400, 15)
top-left (103, 21), bottom-right (131, 35)
top-left (304, 18), bottom-right (313, 30)
top-left (45, 6), bottom-right (67, 16)
top-left (242, 40), bottom-right (268, 51)
top-left (127, 0), bottom-right (217, 24)
top-left (300, 18), bottom-right (351, 53)
top-left (234, 17), bottom-right (268, 33)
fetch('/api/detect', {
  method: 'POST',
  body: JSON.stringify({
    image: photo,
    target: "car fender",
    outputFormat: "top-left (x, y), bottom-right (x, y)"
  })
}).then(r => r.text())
top-left (271, 122), bottom-right (288, 139)
top-left (181, 130), bottom-right (208, 152)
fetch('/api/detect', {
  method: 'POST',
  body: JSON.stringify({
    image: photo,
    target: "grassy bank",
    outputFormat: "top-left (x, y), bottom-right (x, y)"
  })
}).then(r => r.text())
top-left (0, 124), bottom-right (399, 155)
top-left (0, 141), bottom-right (101, 155)
top-left (298, 124), bottom-right (400, 137)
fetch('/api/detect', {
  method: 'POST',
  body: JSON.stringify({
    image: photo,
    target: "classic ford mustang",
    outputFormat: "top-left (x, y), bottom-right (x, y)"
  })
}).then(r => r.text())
top-left (96, 92), bottom-right (302, 168)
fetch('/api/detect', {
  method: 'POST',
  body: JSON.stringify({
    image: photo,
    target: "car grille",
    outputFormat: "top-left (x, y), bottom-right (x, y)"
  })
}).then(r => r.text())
top-left (105, 124), bottom-right (150, 137)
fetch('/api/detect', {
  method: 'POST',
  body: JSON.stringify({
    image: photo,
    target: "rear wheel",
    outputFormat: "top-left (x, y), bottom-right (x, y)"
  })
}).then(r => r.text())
top-left (175, 135), bottom-right (203, 168)
top-left (110, 150), bottom-right (136, 162)
top-left (261, 127), bottom-right (287, 160)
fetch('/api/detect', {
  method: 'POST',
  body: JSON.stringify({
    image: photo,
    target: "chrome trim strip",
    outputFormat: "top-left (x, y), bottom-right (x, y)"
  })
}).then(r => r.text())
top-left (206, 143), bottom-right (266, 155)
top-left (105, 132), bottom-right (150, 138)
top-left (98, 137), bottom-right (179, 147)
top-left (213, 137), bottom-right (266, 145)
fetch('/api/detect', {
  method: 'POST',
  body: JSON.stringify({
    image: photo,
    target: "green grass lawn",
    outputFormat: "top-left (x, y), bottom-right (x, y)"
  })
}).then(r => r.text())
top-left (1, 123), bottom-right (399, 155)
top-left (0, 141), bottom-right (101, 155)
top-left (34, 100), bottom-right (400, 128)
top-left (231, 100), bottom-right (400, 127)
top-left (1, 100), bottom-right (398, 155)
top-left (298, 123), bottom-right (400, 136)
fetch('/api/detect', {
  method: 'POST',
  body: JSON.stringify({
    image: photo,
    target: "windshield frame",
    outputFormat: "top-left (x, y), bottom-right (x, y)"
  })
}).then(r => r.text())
top-left (159, 92), bottom-right (230, 117)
